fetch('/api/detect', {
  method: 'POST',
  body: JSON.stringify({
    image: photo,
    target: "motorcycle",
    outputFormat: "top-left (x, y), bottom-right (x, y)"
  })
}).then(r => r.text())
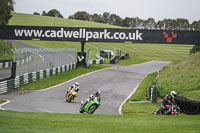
top-left (66, 90), bottom-right (77, 103)
top-left (153, 103), bottom-right (180, 115)
top-left (79, 97), bottom-right (101, 114)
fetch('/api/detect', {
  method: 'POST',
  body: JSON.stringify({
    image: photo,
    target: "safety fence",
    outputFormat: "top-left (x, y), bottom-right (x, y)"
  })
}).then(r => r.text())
top-left (14, 48), bottom-right (77, 76)
top-left (0, 62), bottom-right (76, 94)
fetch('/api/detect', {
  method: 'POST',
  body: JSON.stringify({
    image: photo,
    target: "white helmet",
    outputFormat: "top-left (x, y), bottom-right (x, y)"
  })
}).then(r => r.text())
top-left (95, 91), bottom-right (101, 96)
top-left (91, 94), bottom-right (94, 98)
top-left (75, 82), bottom-right (79, 86)
top-left (170, 91), bottom-right (177, 98)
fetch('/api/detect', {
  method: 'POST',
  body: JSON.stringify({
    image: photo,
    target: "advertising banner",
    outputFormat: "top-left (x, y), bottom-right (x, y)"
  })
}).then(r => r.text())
top-left (0, 25), bottom-right (199, 44)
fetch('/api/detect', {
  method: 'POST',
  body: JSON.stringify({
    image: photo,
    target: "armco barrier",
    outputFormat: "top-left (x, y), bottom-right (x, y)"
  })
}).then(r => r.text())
top-left (120, 53), bottom-right (129, 60)
top-left (175, 96), bottom-right (200, 115)
top-left (0, 62), bottom-right (76, 94)
top-left (110, 56), bottom-right (120, 64)
top-left (0, 56), bottom-right (32, 69)
top-left (89, 59), bottom-right (104, 65)
top-left (88, 54), bottom-right (105, 65)
top-left (0, 61), bottom-right (12, 69)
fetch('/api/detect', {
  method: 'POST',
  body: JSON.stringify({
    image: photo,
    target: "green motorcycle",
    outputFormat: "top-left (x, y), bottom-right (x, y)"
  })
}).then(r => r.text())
top-left (79, 97), bottom-right (101, 114)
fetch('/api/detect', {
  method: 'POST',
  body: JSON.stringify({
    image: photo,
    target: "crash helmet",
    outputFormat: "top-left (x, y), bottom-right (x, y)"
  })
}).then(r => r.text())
top-left (90, 94), bottom-right (94, 99)
top-left (170, 91), bottom-right (177, 98)
top-left (75, 82), bottom-right (79, 87)
top-left (95, 91), bottom-right (101, 96)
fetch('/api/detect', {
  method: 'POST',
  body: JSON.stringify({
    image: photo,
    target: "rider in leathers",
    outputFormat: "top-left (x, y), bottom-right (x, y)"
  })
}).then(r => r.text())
top-left (66, 82), bottom-right (79, 97)
top-left (156, 91), bottom-right (177, 114)
top-left (83, 91), bottom-right (101, 107)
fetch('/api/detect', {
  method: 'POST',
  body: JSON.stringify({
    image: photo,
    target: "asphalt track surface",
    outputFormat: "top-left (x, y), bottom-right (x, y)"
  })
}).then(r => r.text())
top-left (0, 61), bottom-right (169, 114)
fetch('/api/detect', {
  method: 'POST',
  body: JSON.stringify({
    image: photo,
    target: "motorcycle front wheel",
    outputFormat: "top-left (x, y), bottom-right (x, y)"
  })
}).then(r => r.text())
top-left (80, 107), bottom-right (84, 113)
top-left (88, 105), bottom-right (97, 114)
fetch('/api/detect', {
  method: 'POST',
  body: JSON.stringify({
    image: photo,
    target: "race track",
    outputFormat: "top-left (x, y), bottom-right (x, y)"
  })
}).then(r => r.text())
top-left (0, 61), bottom-right (169, 114)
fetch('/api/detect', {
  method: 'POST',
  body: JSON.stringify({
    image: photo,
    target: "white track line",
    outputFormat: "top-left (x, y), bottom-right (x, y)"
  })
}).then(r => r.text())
top-left (0, 100), bottom-right (10, 110)
top-left (118, 75), bottom-right (147, 115)
top-left (37, 108), bottom-right (53, 113)
top-left (37, 66), bottom-right (116, 92)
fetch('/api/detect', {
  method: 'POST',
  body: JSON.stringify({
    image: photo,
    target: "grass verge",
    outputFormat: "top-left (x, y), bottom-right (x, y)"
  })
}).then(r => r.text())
top-left (0, 99), bottom-right (6, 104)
top-left (0, 110), bottom-right (200, 133)
top-left (20, 64), bottom-right (111, 90)
top-left (122, 72), bottom-right (159, 115)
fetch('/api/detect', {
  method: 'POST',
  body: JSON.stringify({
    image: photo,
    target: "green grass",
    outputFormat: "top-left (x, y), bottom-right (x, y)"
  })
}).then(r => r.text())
top-left (9, 13), bottom-right (122, 28)
top-left (20, 64), bottom-right (111, 90)
top-left (0, 110), bottom-right (200, 133)
top-left (0, 40), bottom-right (14, 61)
top-left (0, 40), bottom-right (22, 62)
top-left (156, 52), bottom-right (200, 100)
top-left (20, 40), bottom-right (193, 65)
top-left (122, 72), bottom-right (160, 115)
top-left (0, 99), bottom-right (5, 104)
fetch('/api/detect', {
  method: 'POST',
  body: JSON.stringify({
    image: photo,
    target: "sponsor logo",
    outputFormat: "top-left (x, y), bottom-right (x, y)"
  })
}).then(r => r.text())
top-left (163, 32), bottom-right (177, 43)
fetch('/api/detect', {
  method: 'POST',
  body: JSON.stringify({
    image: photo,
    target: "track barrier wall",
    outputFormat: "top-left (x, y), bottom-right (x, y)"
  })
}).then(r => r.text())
top-left (175, 96), bottom-right (200, 115)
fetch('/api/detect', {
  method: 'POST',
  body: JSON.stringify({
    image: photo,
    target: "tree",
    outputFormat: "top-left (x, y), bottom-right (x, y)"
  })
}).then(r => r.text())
top-left (109, 14), bottom-right (123, 26)
top-left (41, 11), bottom-right (47, 16)
top-left (72, 11), bottom-right (90, 21)
top-left (46, 9), bottom-right (63, 18)
top-left (102, 12), bottom-right (110, 24)
top-left (33, 12), bottom-right (40, 15)
top-left (191, 21), bottom-right (200, 31)
top-left (176, 18), bottom-right (190, 30)
top-left (0, 0), bottom-right (14, 25)
top-left (91, 13), bottom-right (103, 23)
top-left (144, 18), bottom-right (156, 29)
top-left (156, 19), bottom-right (177, 30)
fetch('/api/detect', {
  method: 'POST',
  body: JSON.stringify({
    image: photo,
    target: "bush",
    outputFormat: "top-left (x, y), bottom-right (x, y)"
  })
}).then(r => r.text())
top-left (190, 44), bottom-right (200, 54)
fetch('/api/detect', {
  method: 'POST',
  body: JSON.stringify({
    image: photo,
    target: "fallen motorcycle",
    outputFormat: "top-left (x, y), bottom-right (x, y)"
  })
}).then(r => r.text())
top-left (153, 103), bottom-right (180, 115)
top-left (66, 90), bottom-right (77, 103)
top-left (79, 97), bottom-right (101, 114)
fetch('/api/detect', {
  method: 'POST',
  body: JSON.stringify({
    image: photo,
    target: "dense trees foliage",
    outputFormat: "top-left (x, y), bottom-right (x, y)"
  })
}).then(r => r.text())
top-left (32, 9), bottom-right (200, 31)
top-left (0, 0), bottom-right (14, 25)
top-left (69, 11), bottom-right (200, 31)
top-left (36, 9), bottom-right (63, 18)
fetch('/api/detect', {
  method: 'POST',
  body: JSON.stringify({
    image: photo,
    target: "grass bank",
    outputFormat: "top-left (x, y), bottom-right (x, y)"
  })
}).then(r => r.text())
top-left (20, 64), bottom-right (111, 90)
top-left (0, 110), bottom-right (200, 133)
top-left (9, 13), bottom-right (122, 28)
top-left (156, 52), bottom-right (200, 100)
top-left (21, 41), bottom-right (193, 65)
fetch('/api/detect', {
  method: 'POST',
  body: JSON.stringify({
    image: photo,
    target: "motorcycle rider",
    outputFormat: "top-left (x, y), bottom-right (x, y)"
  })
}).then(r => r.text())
top-left (162, 91), bottom-right (177, 106)
top-left (82, 91), bottom-right (101, 107)
top-left (66, 82), bottom-right (79, 97)
top-left (155, 91), bottom-right (177, 114)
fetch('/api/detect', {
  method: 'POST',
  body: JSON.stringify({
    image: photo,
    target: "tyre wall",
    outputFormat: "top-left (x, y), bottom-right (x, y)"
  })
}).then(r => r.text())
top-left (175, 96), bottom-right (200, 115)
